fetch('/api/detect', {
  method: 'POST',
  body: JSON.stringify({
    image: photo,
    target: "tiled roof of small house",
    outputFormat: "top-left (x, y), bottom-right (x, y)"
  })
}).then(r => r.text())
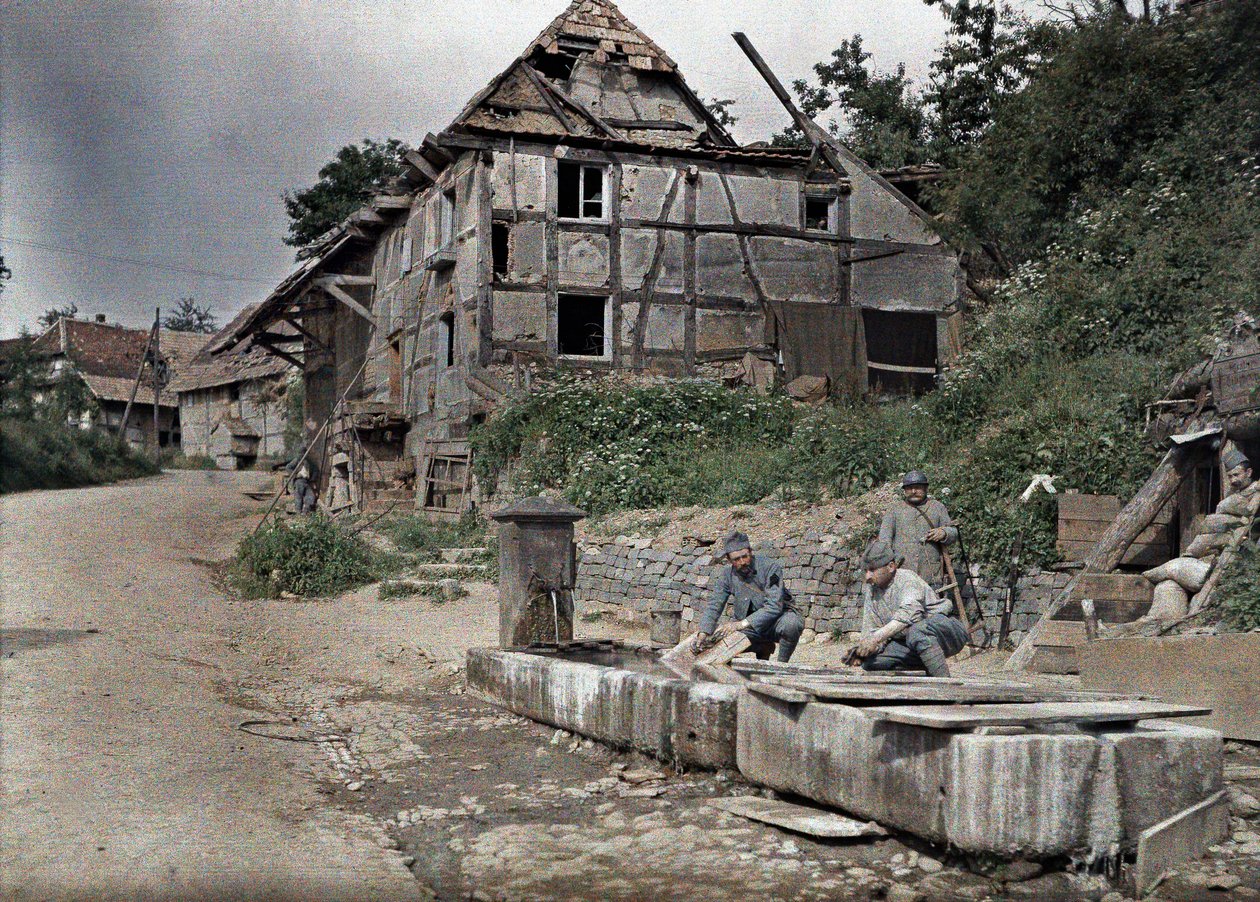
top-left (29, 317), bottom-right (210, 406)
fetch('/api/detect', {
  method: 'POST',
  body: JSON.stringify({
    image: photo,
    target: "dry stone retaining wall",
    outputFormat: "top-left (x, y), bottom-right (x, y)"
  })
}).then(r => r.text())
top-left (575, 532), bottom-right (1070, 648)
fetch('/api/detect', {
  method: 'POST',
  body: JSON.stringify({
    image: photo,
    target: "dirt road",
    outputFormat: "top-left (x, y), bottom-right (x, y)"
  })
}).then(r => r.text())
top-left (0, 472), bottom-right (423, 901)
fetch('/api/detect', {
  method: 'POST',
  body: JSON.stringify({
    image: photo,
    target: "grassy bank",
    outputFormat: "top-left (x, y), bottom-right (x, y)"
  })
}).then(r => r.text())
top-left (0, 416), bottom-right (159, 494)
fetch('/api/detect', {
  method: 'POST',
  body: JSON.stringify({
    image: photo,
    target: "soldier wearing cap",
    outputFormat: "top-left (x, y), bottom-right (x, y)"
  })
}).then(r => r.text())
top-left (877, 470), bottom-right (958, 588)
top-left (693, 531), bottom-right (804, 662)
top-left (852, 539), bottom-right (969, 677)
top-left (1223, 448), bottom-right (1256, 498)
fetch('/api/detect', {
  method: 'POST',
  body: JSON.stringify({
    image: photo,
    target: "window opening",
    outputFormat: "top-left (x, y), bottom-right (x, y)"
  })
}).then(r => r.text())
top-left (530, 48), bottom-right (578, 82)
top-left (438, 312), bottom-right (456, 368)
top-left (861, 309), bottom-right (937, 395)
top-left (557, 294), bottom-right (609, 358)
top-left (805, 195), bottom-right (834, 232)
top-left (439, 190), bottom-right (456, 247)
top-left (492, 223), bottom-right (510, 279)
top-left (228, 384), bottom-right (240, 402)
top-left (558, 162), bottom-right (605, 220)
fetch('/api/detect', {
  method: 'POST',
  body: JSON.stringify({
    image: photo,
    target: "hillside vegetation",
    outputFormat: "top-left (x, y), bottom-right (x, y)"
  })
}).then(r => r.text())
top-left (473, 3), bottom-right (1259, 571)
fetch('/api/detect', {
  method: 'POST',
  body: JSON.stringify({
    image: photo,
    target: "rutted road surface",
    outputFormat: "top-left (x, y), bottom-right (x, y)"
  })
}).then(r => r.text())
top-left (0, 472), bottom-right (424, 901)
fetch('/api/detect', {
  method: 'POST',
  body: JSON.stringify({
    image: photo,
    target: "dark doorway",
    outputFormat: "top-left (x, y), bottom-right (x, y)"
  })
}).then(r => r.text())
top-left (861, 309), bottom-right (938, 395)
top-left (492, 223), bottom-right (510, 279)
top-left (557, 294), bottom-right (608, 358)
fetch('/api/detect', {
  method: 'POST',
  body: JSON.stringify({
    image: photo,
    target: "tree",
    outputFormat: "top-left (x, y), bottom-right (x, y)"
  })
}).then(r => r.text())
top-left (39, 303), bottom-right (78, 329)
top-left (704, 97), bottom-right (739, 129)
top-left (283, 138), bottom-right (406, 257)
top-left (768, 36), bottom-right (931, 168)
top-left (163, 298), bottom-right (219, 334)
top-left (924, 0), bottom-right (1063, 157)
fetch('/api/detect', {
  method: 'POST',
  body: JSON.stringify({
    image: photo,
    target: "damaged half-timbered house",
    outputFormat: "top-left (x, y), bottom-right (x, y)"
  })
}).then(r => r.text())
top-left (215, 0), bottom-right (967, 514)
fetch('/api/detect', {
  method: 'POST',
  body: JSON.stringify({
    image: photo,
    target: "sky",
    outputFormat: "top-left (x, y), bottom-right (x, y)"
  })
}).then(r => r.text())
top-left (1, 0), bottom-right (1015, 338)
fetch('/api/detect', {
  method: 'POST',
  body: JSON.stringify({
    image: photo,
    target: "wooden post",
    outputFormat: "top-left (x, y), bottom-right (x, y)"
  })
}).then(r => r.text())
top-left (121, 318), bottom-right (158, 445)
top-left (152, 308), bottom-right (161, 458)
top-left (1006, 444), bottom-right (1202, 671)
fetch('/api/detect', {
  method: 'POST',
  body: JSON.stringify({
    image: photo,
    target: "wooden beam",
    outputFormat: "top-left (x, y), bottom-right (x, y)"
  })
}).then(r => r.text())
top-left (373, 194), bottom-right (412, 210)
top-left (606, 118), bottom-right (692, 131)
top-left (315, 278), bottom-right (374, 323)
top-left (252, 339), bottom-right (305, 369)
top-left (350, 208), bottom-right (386, 227)
top-left (519, 63), bottom-right (577, 132)
top-left (404, 149), bottom-right (442, 183)
top-left (254, 330), bottom-right (302, 345)
top-left (321, 274), bottom-right (375, 287)
top-left (422, 134), bottom-right (455, 165)
top-left (1007, 444), bottom-right (1203, 671)
top-left (863, 700), bottom-right (1213, 730)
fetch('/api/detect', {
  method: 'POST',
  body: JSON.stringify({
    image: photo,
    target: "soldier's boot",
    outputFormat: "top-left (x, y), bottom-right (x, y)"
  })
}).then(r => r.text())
top-left (917, 641), bottom-right (951, 678)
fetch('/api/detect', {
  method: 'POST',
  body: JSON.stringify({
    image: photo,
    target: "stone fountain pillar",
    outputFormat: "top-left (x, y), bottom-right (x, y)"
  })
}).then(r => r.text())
top-left (490, 497), bottom-right (586, 648)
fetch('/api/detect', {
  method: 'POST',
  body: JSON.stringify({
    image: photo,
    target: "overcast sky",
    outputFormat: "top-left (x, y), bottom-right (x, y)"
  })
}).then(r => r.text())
top-left (1, 0), bottom-right (1021, 338)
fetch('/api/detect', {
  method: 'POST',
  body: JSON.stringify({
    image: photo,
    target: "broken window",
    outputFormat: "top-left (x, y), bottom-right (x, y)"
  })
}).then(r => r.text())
top-left (557, 294), bottom-right (609, 358)
top-left (530, 48), bottom-right (578, 82)
top-left (805, 195), bottom-right (836, 232)
top-left (492, 223), bottom-right (510, 279)
top-left (558, 162), bottom-right (606, 221)
top-left (862, 309), bottom-right (938, 395)
top-left (438, 312), bottom-right (456, 368)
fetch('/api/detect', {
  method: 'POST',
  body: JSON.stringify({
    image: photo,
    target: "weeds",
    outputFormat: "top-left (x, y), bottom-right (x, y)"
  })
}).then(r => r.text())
top-left (0, 415), bottom-right (158, 493)
top-left (231, 515), bottom-right (380, 598)
top-left (1219, 543), bottom-right (1260, 631)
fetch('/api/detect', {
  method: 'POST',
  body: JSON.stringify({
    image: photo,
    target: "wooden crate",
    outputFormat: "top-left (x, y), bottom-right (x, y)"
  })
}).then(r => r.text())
top-left (1030, 573), bottom-right (1154, 674)
top-left (1057, 493), bottom-right (1175, 568)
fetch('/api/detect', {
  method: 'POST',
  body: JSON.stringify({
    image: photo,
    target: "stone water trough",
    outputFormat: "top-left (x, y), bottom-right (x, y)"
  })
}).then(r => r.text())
top-left (467, 642), bottom-right (1225, 861)
top-left (474, 498), bottom-right (1226, 864)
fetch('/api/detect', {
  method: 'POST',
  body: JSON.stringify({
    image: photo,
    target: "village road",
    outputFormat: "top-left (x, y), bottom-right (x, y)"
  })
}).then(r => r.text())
top-left (0, 472), bottom-right (424, 902)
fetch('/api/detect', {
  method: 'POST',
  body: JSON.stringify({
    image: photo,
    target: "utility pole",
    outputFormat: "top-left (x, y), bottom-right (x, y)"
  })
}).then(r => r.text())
top-left (152, 307), bottom-right (161, 460)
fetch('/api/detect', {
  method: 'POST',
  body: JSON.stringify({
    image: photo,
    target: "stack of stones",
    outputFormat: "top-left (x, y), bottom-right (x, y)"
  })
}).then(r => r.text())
top-left (574, 531), bottom-right (1068, 647)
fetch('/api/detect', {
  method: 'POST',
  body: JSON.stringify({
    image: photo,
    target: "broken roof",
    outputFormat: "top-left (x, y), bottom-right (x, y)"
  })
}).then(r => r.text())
top-left (169, 305), bottom-right (294, 393)
top-left (29, 317), bottom-right (210, 406)
top-left (451, 0), bottom-right (737, 150)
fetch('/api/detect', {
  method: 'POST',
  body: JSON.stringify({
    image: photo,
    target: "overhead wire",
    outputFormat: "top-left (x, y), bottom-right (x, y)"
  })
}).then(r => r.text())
top-left (0, 235), bottom-right (279, 285)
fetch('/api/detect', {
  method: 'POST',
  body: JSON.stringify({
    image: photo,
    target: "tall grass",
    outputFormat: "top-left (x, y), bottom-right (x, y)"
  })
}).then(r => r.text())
top-left (0, 416), bottom-right (159, 494)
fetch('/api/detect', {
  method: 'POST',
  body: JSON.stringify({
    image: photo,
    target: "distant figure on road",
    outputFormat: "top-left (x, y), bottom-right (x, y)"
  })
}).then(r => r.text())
top-left (693, 531), bottom-right (804, 663)
top-left (877, 470), bottom-right (957, 588)
top-left (852, 539), bottom-right (968, 677)
top-left (281, 422), bottom-right (320, 515)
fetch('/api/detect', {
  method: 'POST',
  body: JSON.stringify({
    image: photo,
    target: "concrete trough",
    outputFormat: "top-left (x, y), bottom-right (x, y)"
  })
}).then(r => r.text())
top-left (466, 643), bottom-right (740, 769)
top-left (736, 690), bottom-right (1224, 859)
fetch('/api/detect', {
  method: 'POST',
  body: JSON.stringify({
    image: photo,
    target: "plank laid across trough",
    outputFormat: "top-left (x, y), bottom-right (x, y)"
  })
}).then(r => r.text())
top-left (863, 700), bottom-right (1212, 729)
top-left (757, 679), bottom-right (1136, 706)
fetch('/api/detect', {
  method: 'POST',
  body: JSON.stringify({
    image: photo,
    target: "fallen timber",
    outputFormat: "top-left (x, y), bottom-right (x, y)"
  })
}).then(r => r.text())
top-left (467, 640), bottom-right (1225, 862)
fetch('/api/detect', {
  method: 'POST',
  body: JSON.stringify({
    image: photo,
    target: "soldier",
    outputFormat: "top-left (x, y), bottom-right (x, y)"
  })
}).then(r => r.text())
top-left (693, 531), bottom-right (804, 663)
top-left (852, 539), bottom-right (969, 677)
top-left (1223, 448), bottom-right (1255, 498)
top-left (877, 470), bottom-right (957, 588)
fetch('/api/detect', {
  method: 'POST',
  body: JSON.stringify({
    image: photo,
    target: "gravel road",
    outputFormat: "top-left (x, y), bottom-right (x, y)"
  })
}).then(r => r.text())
top-left (0, 471), bottom-right (424, 901)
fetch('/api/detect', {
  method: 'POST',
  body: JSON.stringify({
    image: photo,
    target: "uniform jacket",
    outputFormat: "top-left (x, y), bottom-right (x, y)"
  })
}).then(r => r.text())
top-left (699, 555), bottom-right (793, 636)
top-left (878, 498), bottom-right (957, 585)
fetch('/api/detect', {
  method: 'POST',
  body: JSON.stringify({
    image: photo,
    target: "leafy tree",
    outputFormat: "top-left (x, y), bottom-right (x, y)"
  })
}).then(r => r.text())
top-left (924, 0), bottom-right (1063, 159)
top-left (39, 303), bottom-right (78, 329)
top-left (283, 138), bottom-right (406, 257)
top-left (163, 298), bottom-right (219, 334)
top-left (703, 97), bottom-right (739, 129)
top-left (775, 36), bottom-right (931, 168)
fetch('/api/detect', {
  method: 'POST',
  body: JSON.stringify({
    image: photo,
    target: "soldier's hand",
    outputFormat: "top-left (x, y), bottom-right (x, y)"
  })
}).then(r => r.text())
top-left (924, 527), bottom-right (947, 543)
top-left (691, 632), bottom-right (711, 654)
top-left (856, 636), bottom-right (885, 659)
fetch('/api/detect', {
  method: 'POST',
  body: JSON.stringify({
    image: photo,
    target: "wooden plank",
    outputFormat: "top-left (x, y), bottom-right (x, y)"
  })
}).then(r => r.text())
top-left (706, 797), bottom-right (888, 839)
top-left (316, 280), bottom-right (375, 323)
top-left (1134, 791), bottom-right (1229, 897)
top-left (1079, 634), bottom-right (1260, 741)
top-left (1055, 598), bottom-right (1152, 624)
top-left (746, 682), bottom-right (812, 705)
top-left (1058, 519), bottom-right (1172, 545)
top-left (1058, 539), bottom-right (1170, 568)
top-left (1212, 350), bottom-right (1260, 415)
top-left (1058, 493), bottom-right (1175, 524)
top-left (1032, 620), bottom-right (1087, 648)
top-left (863, 701), bottom-right (1212, 730)
top-left (768, 680), bottom-right (1135, 705)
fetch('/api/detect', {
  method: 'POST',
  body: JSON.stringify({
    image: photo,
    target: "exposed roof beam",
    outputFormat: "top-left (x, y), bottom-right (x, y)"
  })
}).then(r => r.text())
top-left (422, 134), bottom-right (455, 165)
top-left (321, 274), bottom-right (375, 286)
top-left (315, 278), bottom-right (374, 323)
top-left (373, 194), bottom-right (413, 210)
top-left (404, 149), bottom-right (442, 183)
top-left (252, 338), bottom-right (305, 369)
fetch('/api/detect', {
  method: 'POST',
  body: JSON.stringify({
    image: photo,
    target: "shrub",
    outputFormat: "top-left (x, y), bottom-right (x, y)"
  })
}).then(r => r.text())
top-left (161, 451), bottom-right (219, 470)
top-left (1219, 543), bottom-right (1260, 631)
top-left (0, 416), bottom-right (158, 493)
top-left (231, 515), bottom-right (380, 598)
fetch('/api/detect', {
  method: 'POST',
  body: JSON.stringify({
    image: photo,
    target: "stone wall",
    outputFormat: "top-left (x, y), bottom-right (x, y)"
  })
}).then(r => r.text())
top-left (575, 532), bottom-right (1071, 648)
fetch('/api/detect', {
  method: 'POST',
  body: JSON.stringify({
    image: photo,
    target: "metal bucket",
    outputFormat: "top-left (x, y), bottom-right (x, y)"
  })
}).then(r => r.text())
top-left (650, 608), bottom-right (682, 646)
